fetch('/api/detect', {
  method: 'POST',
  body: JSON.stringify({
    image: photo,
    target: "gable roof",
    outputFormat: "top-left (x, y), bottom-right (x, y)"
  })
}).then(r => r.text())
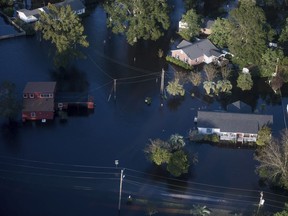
top-left (197, 111), bottom-right (273, 134)
top-left (23, 82), bottom-right (56, 93)
top-left (202, 19), bottom-right (214, 29)
top-left (17, 0), bottom-right (84, 18)
top-left (174, 39), bottom-right (222, 60)
top-left (226, 100), bottom-right (252, 113)
top-left (53, 0), bottom-right (85, 11)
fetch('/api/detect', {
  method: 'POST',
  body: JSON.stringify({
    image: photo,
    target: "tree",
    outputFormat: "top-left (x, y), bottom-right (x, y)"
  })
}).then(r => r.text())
top-left (144, 139), bottom-right (171, 165)
top-left (256, 126), bottom-right (272, 146)
top-left (208, 18), bottom-right (231, 48)
top-left (167, 150), bottom-right (189, 177)
top-left (215, 80), bottom-right (232, 94)
top-left (274, 203), bottom-right (288, 216)
top-left (279, 18), bottom-right (288, 54)
top-left (104, 0), bottom-right (170, 45)
top-left (0, 0), bottom-right (13, 7)
top-left (260, 49), bottom-right (284, 78)
top-left (228, 1), bottom-right (270, 66)
top-left (203, 81), bottom-right (215, 95)
top-left (168, 134), bottom-right (185, 150)
top-left (0, 81), bottom-right (21, 122)
top-left (220, 65), bottom-right (232, 80)
top-left (204, 64), bottom-right (218, 81)
top-left (189, 72), bottom-right (202, 86)
top-left (255, 129), bottom-right (288, 189)
top-left (166, 78), bottom-right (185, 96)
top-left (237, 72), bottom-right (253, 91)
top-left (178, 9), bottom-right (201, 41)
top-left (190, 205), bottom-right (211, 216)
top-left (35, 4), bottom-right (89, 55)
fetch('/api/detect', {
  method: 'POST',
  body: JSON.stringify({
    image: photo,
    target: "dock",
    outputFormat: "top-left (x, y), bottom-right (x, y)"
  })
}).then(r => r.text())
top-left (56, 93), bottom-right (94, 110)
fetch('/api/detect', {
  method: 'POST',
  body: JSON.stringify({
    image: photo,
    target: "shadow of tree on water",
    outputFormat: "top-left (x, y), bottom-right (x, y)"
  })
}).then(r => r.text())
top-left (1, 121), bottom-right (20, 152)
top-left (166, 96), bottom-right (185, 111)
top-left (50, 66), bottom-right (89, 92)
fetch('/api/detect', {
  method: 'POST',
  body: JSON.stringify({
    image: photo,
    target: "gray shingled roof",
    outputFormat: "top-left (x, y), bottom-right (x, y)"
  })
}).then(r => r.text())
top-left (227, 100), bottom-right (252, 113)
top-left (175, 39), bottom-right (221, 60)
top-left (23, 82), bottom-right (56, 93)
top-left (197, 111), bottom-right (273, 134)
top-left (18, 0), bottom-right (84, 17)
top-left (54, 0), bottom-right (85, 11)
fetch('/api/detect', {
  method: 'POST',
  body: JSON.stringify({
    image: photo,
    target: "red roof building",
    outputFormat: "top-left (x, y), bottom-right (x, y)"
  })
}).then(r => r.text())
top-left (22, 82), bottom-right (57, 121)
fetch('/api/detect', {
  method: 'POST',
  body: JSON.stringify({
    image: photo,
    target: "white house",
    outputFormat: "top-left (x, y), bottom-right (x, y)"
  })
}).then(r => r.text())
top-left (17, 0), bottom-right (85, 23)
top-left (196, 111), bottom-right (273, 143)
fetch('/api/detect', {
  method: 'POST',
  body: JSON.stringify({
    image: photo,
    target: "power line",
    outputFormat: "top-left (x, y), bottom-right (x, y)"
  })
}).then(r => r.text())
top-left (125, 168), bottom-right (288, 198)
top-left (0, 155), bottom-right (287, 200)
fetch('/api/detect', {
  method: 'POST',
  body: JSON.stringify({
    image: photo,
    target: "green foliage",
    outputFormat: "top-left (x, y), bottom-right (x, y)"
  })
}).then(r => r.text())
top-left (203, 81), bottom-right (215, 95)
top-left (190, 205), bottom-right (211, 216)
top-left (158, 49), bottom-right (164, 58)
top-left (145, 134), bottom-right (196, 177)
top-left (260, 49), bottom-right (284, 78)
top-left (204, 64), bottom-right (218, 82)
top-left (104, 0), bottom-right (170, 45)
top-left (279, 18), bottom-right (288, 44)
top-left (189, 71), bottom-right (202, 86)
top-left (0, 0), bottom-right (13, 7)
top-left (237, 72), bottom-right (253, 91)
top-left (228, 1), bottom-right (268, 66)
top-left (2, 7), bottom-right (14, 17)
top-left (274, 203), bottom-right (288, 216)
top-left (166, 78), bottom-right (185, 97)
top-left (14, 18), bottom-right (35, 36)
top-left (167, 150), bottom-right (189, 177)
top-left (255, 129), bottom-right (288, 189)
top-left (208, 18), bottom-right (230, 48)
top-left (144, 139), bottom-right (171, 165)
top-left (35, 4), bottom-right (89, 55)
top-left (256, 126), bottom-right (272, 146)
top-left (178, 9), bottom-right (200, 41)
top-left (165, 56), bottom-right (193, 70)
top-left (169, 134), bottom-right (185, 150)
top-left (0, 81), bottom-right (21, 121)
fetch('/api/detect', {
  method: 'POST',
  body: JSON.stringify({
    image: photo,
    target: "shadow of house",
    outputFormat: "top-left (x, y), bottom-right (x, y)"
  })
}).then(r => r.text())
top-left (196, 111), bottom-right (273, 143)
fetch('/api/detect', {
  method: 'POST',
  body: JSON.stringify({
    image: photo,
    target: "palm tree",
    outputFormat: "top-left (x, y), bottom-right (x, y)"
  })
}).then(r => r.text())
top-left (190, 205), bottom-right (211, 216)
top-left (166, 78), bottom-right (185, 96)
top-left (203, 81), bottom-right (215, 95)
top-left (169, 134), bottom-right (185, 150)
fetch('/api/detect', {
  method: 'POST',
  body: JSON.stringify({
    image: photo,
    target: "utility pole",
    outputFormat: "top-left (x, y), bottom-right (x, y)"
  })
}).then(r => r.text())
top-left (256, 191), bottom-right (265, 215)
top-left (114, 79), bottom-right (117, 100)
top-left (118, 169), bottom-right (124, 214)
top-left (160, 68), bottom-right (165, 96)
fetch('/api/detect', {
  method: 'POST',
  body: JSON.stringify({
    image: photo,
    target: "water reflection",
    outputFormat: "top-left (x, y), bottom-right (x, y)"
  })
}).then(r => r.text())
top-left (1, 121), bottom-right (20, 151)
top-left (50, 66), bottom-right (89, 92)
top-left (166, 96), bottom-right (185, 111)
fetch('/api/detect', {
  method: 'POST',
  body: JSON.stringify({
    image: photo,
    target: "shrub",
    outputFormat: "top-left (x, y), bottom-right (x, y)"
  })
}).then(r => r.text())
top-left (3, 7), bottom-right (14, 17)
top-left (166, 56), bottom-right (193, 70)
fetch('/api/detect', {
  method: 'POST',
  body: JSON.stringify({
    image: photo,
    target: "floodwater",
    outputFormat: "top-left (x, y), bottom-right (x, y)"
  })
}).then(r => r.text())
top-left (0, 16), bottom-right (18, 36)
top-left (0, 1), bottom-right (288, 215)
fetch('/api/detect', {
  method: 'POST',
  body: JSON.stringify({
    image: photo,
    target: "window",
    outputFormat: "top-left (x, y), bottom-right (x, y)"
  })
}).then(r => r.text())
top-left (29, 93), bottom-right (34, 98)
top-left (23, 93), bottom-right (28, 98)
top-left (40, 93), bottom-right (53, 98)
top-left (206, 128), bottom-right (212, 134)
top-left (31, 112), bottom-right (36, 118)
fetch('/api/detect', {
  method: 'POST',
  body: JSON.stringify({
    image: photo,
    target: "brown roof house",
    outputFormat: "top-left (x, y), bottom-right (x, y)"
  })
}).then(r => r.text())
top-left (170, 39), bottom-right (224, 66)
top-left (22, 82), bottom-right (56, 122)
top-left (196, 111), bottom-right (273, 143)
